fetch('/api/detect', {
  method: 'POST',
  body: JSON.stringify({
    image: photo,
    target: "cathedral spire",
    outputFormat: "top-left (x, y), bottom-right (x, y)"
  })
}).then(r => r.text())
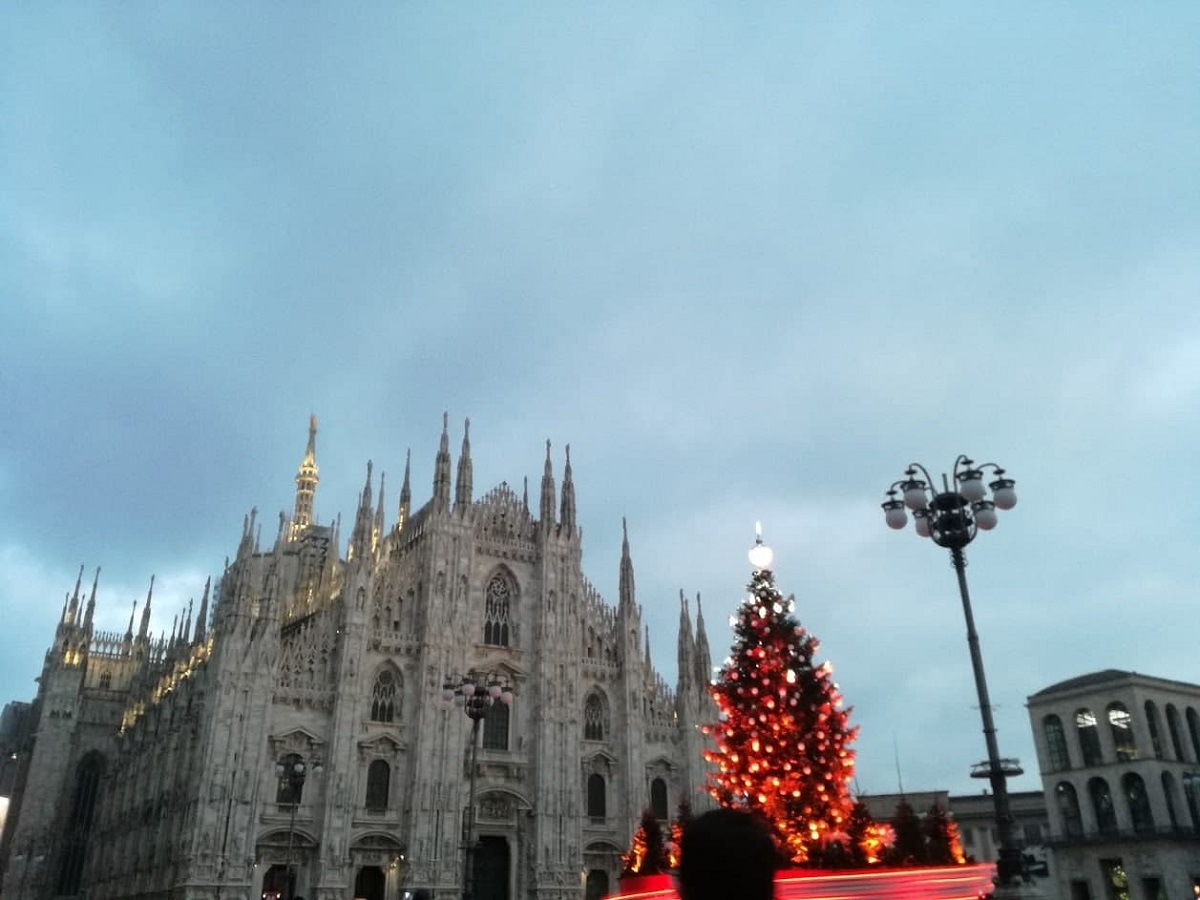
top-left (397, 448), bottom-right (412, 531)
top-left (539, 439), bottom-right (556, 530)
top-left (182, 597), bottom-right (194, 645)
top-left (693, 592), bottom-right (712, 688)
top-left (291, 415), bottom-right (320, 539)
top-left (644, 624), bottom-right (653, 668)
top-left (559, 444), bottom-right (576, 536)
top-left (125, 600), bottom-right (137, 642)
top-left (433, 412), bottom-right (452, 512)
top-left (194, 577), bottom-right (210, 644)
top-left (618, 517), bottom-right (635, 612)
top-left (67, 564), bottom-right (84, 625)
top-left (677, 589), bottom-right (695, 690)
top-left (83, 567), bottom-right (100, 631)
top-left (349, 461), bottom-right (374, 561)
top-left (455, 418), bottom-right (473, 512)
top-left (373, 471), bottom-right (386, 552)
top-left (138, 576), bottom-right (154, 639)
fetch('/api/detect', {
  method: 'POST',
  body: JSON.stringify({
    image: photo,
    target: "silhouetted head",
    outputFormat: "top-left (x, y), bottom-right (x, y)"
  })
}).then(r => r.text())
top-left (679, 809), bottom-right (777, 900)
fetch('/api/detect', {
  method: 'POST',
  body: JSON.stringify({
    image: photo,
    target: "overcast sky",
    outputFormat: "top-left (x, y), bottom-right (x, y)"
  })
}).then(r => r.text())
top-left (3, 5), bottom-right (1199, 800)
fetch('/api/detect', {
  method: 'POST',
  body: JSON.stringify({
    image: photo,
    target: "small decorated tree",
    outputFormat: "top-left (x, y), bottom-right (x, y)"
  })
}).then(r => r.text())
top-left (621, 809), bottom-right (670, 876)
top-left (924, 802), bottom-right (965, 865)
top-left (886, 799), bottom-right (926, 866)
top-left (668, 798), bottom-right (693, 869)
top-left (702, 527), bottom-right (860, 864)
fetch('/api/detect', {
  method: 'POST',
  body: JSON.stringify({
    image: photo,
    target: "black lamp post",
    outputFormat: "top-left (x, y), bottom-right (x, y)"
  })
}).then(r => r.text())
top-left (882, 456), bottom-right (1024, 886)
top-left (442, 673), bottom-right (515, 900)
top-left (274, 756), bottom-right (323, 900)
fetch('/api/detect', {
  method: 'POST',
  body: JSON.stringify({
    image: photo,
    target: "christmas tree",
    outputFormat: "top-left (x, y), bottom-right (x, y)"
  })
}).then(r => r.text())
top-left (702, 526), bottom-right (860, 864)
top-left (923, 802), bottom-right (966, 865)
top-left (621, 809), bottom-right (670, 876)
top-left (886, 799), bottom-right (926, 866)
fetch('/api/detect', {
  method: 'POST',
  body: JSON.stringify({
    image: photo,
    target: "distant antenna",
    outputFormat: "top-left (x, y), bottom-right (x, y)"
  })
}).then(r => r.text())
top-left (893, 733), bottom-right (906, 797)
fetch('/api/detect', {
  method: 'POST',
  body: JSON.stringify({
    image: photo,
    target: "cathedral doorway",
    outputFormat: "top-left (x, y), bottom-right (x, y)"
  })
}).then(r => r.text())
top-left (473, 836), bottom-right (510, 900)
top-left (354, 865), bottom-right (386, 900)
top-left (262, 864), bottom-right (295, 900)
top-left (585, 870), bottom-right (609, 900)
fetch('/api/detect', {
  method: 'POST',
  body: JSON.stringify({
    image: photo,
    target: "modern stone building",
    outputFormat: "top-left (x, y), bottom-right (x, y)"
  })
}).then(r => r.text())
top-left (1027, 669), bottom-right (1200, 900)
top-left (0, 417), bottom-right (715, 900)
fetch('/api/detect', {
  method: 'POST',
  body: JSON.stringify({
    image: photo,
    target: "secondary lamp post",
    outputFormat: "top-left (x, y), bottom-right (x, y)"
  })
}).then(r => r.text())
top-left (881, 456), bottom-right (1024, 886)
top-left (443, 673), bottom-right (515, 900)
top-left (274, 756), bottom-right (323, 900)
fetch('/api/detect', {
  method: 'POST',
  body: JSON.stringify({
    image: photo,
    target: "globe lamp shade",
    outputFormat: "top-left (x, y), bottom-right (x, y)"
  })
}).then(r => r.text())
top-left (973, 501), bottom-right (998, 530)
top-left (991, 478), bottom-right (1017, 510)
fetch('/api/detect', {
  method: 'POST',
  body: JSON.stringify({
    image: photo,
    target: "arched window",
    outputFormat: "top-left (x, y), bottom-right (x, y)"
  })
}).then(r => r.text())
top-left (1184, 772), bottom-right (1200, 830)
top-left (483, 574), bottom-right (513, 647)
top-left (1075, 708), bottom-right (1104, 766)
top-left (1056, 781), bottom-right (1083, 838)
top-left (1044, 714), bottom-right (1071, 771)
top-left (1122, 773), bottom-right (1154, 833)
top-left (483, 703), bottom-right (510, 751)
top-left (99, 671), bottom-right (112, 690)
top-left (1107, 702), bottom-right (1138, 761)
top-left (1088, 777), bottom-right (1117, 835)
top-left (587, 773), bottom-right (606, 819)
top-left (366, 759), bottom-right (390, 811)
top-left (1166, 704), bottom-right (1186, 760)
top-left (276, 753), bottom-right (305, 805)
top-left (1145, 700), bottom-right (1164, 759)
top-left (650, 777), bottom-right (668, 820)
top-left (371, 670), bottom-right (398, 723)
top-left (1161, 772), bottom-right (1180, 829)
top-left (1186, 707), bottom-right (1200, 762)
top-left (584, 693), bottom-right (605, 741)
top-left (56, 753), bottom-right (104, 896)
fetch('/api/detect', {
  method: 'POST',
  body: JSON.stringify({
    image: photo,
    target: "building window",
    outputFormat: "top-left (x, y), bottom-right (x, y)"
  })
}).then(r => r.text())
top-left (1144, 700), bottom-right (1164, 759)
top-left (1107, 703), bottom-right (1138, 761)
top-left (587, 773), bottom-right (606, 819)
top-left (1044, 714), bottom-right (1071, 770)
top-left (584, 693), bottom-right (605, 741)
top-left (98, 671), bottom-right (112, 690)
top-left (1186, 707), bottom-right (1200, 762)
top-left (650, 777), bottom-right (668, 820)
top-left (365, 759), bottom-right (390, 811)
top-left (1162, 771), bottom-right (1180, 829)
top-left (483, 575), bottom-right (512, 647)
top-left (1056, 781), bottom-right (1083, 838)
top-left (1069, 881), bottom-right (1092, 900)
top-left (1075, 709), bottom-right (1104, 766)
top-left (276, 753), bottom-right (304, 805)
top-left (371, 670), bottom-right (398, 723)
top-left (56, 753), bottom-right (104, 896)
top-left (1088, 777), bottom-right (1118, 835)
top-left (1166, 704), bottom-right (1186, 761)
top-left (1122, 773), bottom-right (1154, 834)
top-left (1183, 772), bottom-right (1200, 830)
top-left (483, 703), bottom-right (509, 751)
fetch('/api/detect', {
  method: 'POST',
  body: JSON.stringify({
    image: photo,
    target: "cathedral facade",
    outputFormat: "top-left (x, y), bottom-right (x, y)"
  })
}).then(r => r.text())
top-left (0, 417), bottom-right (715, 900)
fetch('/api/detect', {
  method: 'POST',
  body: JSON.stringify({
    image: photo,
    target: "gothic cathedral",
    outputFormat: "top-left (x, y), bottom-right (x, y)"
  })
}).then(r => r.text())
top-left (0, 417), bottom-right (715, 900)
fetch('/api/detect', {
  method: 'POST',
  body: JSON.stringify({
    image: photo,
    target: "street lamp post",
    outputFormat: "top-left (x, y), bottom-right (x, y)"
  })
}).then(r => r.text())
top-left (881, 456), bottom-right (1024, 886)
top-left (274, 756), bottom-right (323, 900)
top-left (442, 673), bottom-right (515, 900)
